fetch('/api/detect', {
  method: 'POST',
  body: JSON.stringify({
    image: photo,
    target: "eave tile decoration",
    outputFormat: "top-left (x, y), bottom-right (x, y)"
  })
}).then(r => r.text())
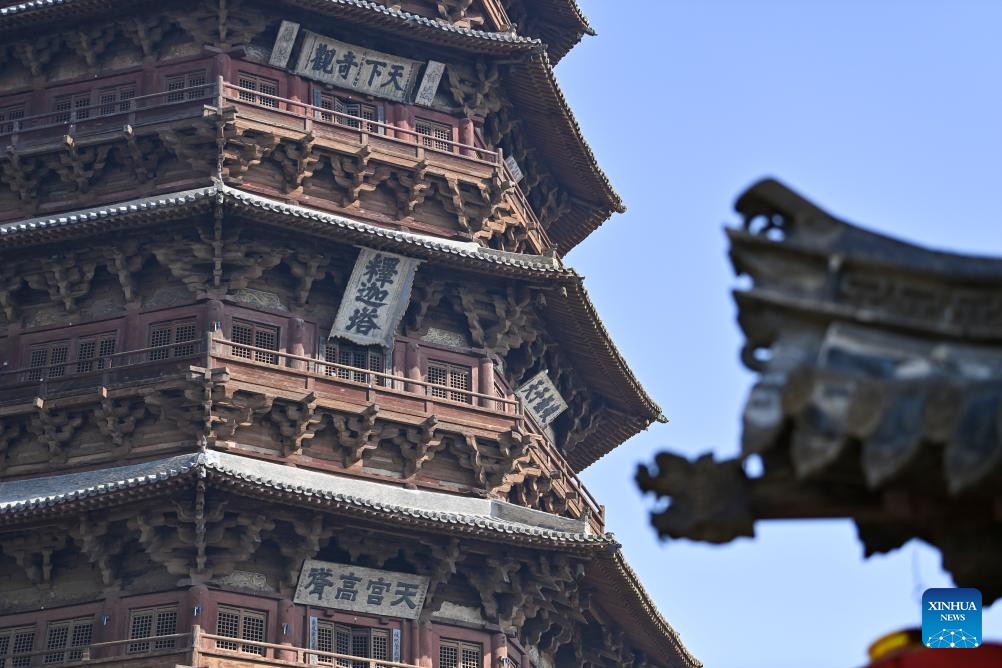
top-left (638, 178), bottom-right (1002, 604)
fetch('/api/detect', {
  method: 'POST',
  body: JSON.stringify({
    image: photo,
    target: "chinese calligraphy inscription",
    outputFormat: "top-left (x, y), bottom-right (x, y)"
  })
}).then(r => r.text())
top-left (414, 60), bottom-right (446, 107)
top-left (268, 20), bottom-right (300, 68)
top-left (295, 560), bottom-right (431, 620)
top-left (330, 247), bottom-right (421, 348)
top-left (294, 31), bottom-right (421, 102)
top-left (516, 370), bottom-right (569, 427)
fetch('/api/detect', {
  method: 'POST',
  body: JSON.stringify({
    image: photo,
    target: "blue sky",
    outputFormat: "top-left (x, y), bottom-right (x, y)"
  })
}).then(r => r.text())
top-left (558, 2), bottom-right (1002, 666)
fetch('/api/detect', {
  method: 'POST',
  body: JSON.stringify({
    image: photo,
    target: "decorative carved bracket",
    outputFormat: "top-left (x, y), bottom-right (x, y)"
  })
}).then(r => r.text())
top-left (270, 393), bottom-right (324, 457)
top-left (66, 24), bottom-right (116, 68)
top-left (94, 387), bottom-right (149, 456)
top-left (1, 150), bottom-right (49, 203)
top-left (132, 485), bottom-right (275, 581)
top-left (47, 136), bottom-right (112, 194)
top-left (25, 251), bottom-right (97, 313)
top-left (0, 420), bottom-right (23, 474)
top-left (333, 404), bottom-right (381, 467)
top-left (393, 416), bottom-right (444, 478)
top-left (446, 60), bottom-right (502, 117)
top-left (119, 15), bottom-right (174, 58)
top-left (271, 134), bottom-right (322, 196)
top-left (29, 399), bottom-right (85, 465)
top-left (327, 145), bottom-right (376, 207)
top-left (277, 513), bottom-right (332, 589)
top-left (0, 529), bottom-right (68, 586)
top-left (175, 0), bottom-right (268, 49)
top-left (71, 514), bottom-right (127, 589)
top-left (13, 35), bottom-right (62, 78)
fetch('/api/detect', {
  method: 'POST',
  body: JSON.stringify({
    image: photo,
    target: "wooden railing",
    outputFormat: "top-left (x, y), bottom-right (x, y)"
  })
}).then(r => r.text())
top-left (0, 78), bottom-right (552, 251)
top-left (0, 631), bottom-right (192, 666)
top-left (0, 339), bottom-right (207, 405)
top-left (0, 333), bottom-right (604, 532)
top-left (209, 334), bottom-right (605, 531)
top-left (0, 84), bottom-right (214, 144)
top-left (212, 335), bottom-right (520, 414)
top-left (219, 80), bottom-right (499, 166)
top-left (0, 626), bottom-right (424, 667)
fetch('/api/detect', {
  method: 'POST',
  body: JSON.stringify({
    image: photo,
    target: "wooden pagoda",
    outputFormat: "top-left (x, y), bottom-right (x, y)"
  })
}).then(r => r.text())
top-left (0, 1), bottom-right (697, 667)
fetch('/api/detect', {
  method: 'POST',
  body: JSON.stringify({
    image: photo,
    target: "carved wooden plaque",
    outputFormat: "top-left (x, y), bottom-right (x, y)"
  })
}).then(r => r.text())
top-left (294, 31), bottom-right (422, 102)
top-left (294, 560), bottom-right (431, 620)
top-left (268, 20), bottom-right (300, 67)
top-left (516, 370), bottom-right (569, 427)
top-left (414, 60), bottom-right (446, 106)
top-left (330, 247), bottom-right (421, 348)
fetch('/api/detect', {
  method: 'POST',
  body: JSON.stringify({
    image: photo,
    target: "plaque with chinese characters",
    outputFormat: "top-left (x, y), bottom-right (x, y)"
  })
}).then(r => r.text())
top-left (330, 247), bottom-right (421, 348)
top-left (294, 560), bottom-right (431, 620)
top-left (294, 31), bottom-right (422, 103)
top-left (516, 370), bottom-right (569, 427)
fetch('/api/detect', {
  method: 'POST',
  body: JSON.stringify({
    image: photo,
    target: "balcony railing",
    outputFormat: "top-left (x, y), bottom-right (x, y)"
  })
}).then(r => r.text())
top-left (0, 84), bottom-right (215, 144)
top-left (0, 333), bottom-right (605, 531)
top-left (0, 339), bottom-right (207, 404)
top-left (0, 625), bottom-right (423, 667)
top-left (0, 78), bottom-right (550, 251)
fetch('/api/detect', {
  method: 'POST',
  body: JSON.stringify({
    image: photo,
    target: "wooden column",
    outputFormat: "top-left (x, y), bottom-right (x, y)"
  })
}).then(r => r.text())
top-left (478, 355), bottom-right (494, 409)
top-left (459, 118), bottom-right (476, 157)
top-left (418, 621), bottom-right (434, 668)
top-left (206, 299), bottom-right (224, 333)
top-left (90, 593), bottom-right (118, 660)
top-left (409, 620), bottom-right (421, 665)
top-left (490, 633), bottom-right (508, 667)
top-left (289, 317), bottom-right (306, 369)
top-left (396, 105), bottom-right (413, 134)
top-left (405, 342), bottom-right (422, 393)
top-left (276, 598), bottom-right (297, 661)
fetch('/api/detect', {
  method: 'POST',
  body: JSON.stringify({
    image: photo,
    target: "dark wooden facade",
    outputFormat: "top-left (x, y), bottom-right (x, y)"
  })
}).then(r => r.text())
top-left (0, 2), bottom-right (695, 668)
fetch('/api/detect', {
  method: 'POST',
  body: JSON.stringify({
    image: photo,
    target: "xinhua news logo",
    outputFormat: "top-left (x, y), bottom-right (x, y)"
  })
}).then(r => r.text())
top-left (922, 588), bottom-right (982, 649)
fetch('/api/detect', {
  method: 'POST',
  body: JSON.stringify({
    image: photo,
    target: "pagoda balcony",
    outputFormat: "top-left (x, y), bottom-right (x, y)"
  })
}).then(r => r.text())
top-left (0, 334), bottom-right (605, 533)
top-left (0, 625), bottom-right (424, 668)
top-left (0, 79), bottom-right (551, 253)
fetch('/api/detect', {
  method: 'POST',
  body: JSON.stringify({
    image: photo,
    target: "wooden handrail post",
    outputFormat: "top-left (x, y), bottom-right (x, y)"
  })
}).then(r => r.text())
top-left (216, 75), bottom-right (225, 110)
top-left (192, 624), bottom-right (203, 665)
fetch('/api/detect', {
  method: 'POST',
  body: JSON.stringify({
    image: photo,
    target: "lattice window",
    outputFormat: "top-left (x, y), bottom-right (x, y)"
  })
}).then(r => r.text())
top-left (324, 340), bottom-right (384, 385)
top-left (53, 92), bottom-right (91, 124)
top-left (98, 84), bottom-right (136, 115)
top-left (149, 319), bottom-right (198, 361)
top-left (0, 626), bottom-right (35, 668)
top-left (439, 640), bottom-right (480, 668)
top-left (316, 93), bottom-right (382, 133)
top-left (237, 72), bottom-right (279, 108)
top-left (26, 341), bottom-right (69, 381)
top-left (75, 333), bottom-right (117, 373)
top-left (166, 70), bottom-right (208, 103)
top-left (127, 606), bottom-right (178, 654)
top-left (316, 624), bottom-right (388, 667)
top-left (415, 118), bottom-right (453, 152)
top-left (427, 360), bottom-right (472, 404)
top-left (231, 320), bottom-right (280, 364)
top-left (216, 606), bottom-right (266, 656)
top-left (0, 105), bottom-right (24, 134)
top-left (43, 618), bottom-right (92, 664)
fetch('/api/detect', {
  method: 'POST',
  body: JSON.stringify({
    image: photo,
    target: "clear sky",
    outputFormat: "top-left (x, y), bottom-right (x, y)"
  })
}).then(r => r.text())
top-left (558, 2), bottom-right (1002, 667)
